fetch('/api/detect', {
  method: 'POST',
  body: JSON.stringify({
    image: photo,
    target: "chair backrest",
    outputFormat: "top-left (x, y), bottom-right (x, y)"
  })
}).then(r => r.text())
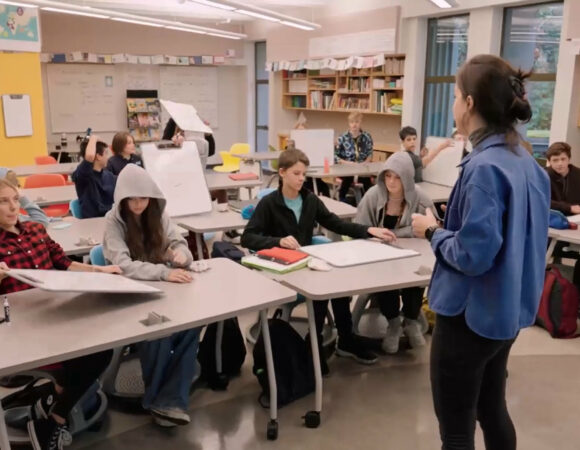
top-left (311, 235), bottom-right (332, 245)
top-left (229, 143), bottom-right (250, 154)
top-left (35, 156), bottom-right (58, 165)
top-left (220, 151), bottom-right (240, 168)
top-left (23, 174), bottom-right (66, 189)
top-left (69, 199), bottom-right (82, 219)
top-left (89, 245), bottom-right (106, 266)
top-left (257, 188), bottom-right (276, 200)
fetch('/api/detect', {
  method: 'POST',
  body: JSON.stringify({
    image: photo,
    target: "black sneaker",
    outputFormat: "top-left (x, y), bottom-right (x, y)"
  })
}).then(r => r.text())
top-left (223, 230), bottom-right (241, 244)
top-left (27, 418), bottom-right (72, 450)
top-left (33, 384), bottom-right (57, 420)
top-left (336, 335), bottom-right (378, 365)
top-left (305, 333), bottom-right (330, 377)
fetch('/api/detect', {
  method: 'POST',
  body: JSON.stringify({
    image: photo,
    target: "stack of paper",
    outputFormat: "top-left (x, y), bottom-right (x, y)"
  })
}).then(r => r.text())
top-left (242, 255), bottom-right (310, 274)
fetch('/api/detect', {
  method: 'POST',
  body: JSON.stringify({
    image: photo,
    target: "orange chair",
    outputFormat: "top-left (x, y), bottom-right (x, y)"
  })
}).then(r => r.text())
top-left (23, 174), bottom-right (69, 217)
top-left (35, 155), bottom-right (71, 183)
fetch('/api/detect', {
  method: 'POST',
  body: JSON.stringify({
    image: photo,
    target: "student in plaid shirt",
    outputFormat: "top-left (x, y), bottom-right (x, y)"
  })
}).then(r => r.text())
top-left (0, 179), bottom-right (121, 450)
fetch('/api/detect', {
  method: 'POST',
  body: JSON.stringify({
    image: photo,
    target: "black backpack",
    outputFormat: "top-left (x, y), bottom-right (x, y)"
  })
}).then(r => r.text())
top-left (253, 311), bottom-right (315, 408)
top-left (211, 241), bottom-right (244, 263)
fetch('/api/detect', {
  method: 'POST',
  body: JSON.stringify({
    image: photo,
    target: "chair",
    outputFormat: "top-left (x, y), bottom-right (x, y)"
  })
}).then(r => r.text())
top-left (89, 245), bottom-right (106, 266)
top-left (23, 174), bottom-right (69, 217)
top-left (213, 151), bottom-right (241, 173)
top-left (230, 143), bottom-right (250, 155)
top-left (35, 155), bottom-right (70, 182)
top-left (69, 199), bottom-right (82, 219)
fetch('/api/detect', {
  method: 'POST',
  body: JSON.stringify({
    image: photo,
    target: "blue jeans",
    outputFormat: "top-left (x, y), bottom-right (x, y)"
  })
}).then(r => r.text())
top-left (138, 327), bottom-right (201, 411)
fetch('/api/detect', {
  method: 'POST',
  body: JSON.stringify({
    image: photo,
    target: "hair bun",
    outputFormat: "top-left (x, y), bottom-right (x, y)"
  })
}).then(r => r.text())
top-left (509, 95), bottom-right (532, 122)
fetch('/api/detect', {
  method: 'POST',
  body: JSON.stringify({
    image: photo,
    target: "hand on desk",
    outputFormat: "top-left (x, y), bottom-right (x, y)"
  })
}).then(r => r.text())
top-left (571, 205), bottom-right (580, 214)
top-left (0, 261), bottom-right (9, 281)
top-left (167, 269), bottom-right (193, 283)
top-left (412, 209), bottom-right (438, 238)
top-left (368, 227), bottom-right (397, 243)
top-left (94, 265), bottom-right (122, 275)
top-left (280, 236), bottom-right (300, 250)
top-left (165, 248), bottom-right (188, 267)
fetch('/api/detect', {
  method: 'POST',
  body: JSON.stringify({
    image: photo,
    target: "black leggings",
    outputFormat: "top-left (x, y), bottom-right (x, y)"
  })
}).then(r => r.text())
top-left (431, 314), bottom-right (516, 450)
top-left (51, 350), bottom-right (113, 418)
top-left (338, 176), bottom-right (373, 200)
top-left (375, 287), bottom-right (423, 320)
top-left (313, 297), bottom-right (352, 339)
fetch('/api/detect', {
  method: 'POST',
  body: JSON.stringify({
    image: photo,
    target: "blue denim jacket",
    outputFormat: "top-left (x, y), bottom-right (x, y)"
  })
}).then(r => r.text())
top-left (428, 133), bottom-right (550, 340)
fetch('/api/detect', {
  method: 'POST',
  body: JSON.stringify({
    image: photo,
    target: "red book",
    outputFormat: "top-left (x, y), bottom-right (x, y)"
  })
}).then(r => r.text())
top-left (229, 173), bottom-right (259, 181)
top-left (257, 247), bottom-right (308, 265)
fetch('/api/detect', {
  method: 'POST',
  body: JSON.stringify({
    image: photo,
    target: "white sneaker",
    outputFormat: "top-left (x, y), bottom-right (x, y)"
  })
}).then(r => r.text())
top-left (404, 319), bottom-right (426, 348)
top-left (382, 318), bottom-right (403, 354)
top-left (150, 407), bottom-right (190, 426)
top-left (152, 415), bottom-right (178, 428)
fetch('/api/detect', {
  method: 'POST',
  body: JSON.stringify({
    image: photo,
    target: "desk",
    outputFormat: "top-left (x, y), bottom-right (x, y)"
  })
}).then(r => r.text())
top-left (546, 227), bottom-right (580, 263)
top-left (306, 161), bottom-right (385, 179)
top-left (231, 151), bottom-right (281, 162)
top-left (417, 182), bottom-right (453, 203)
top-left (0, 258), bottom-right (297, 447)
top-left (11, 163), bottom-right (78, 177)
top-left (21, 185), bottom-right (77, 207)
top-left (205, 172), bottom-right (262, 191)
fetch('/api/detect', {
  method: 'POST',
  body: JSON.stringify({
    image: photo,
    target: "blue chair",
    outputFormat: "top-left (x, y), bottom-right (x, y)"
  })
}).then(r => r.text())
top-left (89, 245), bottom-right (106, 266)
top-left (69, 199), bottom-right (82, 219)
top-left (257, 188), bottom-right (276, 200)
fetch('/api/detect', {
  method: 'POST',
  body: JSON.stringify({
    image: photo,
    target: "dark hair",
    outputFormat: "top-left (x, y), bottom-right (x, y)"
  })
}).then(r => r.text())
top-left (278, 149), bottom-right (309, 188)
top-left (456, 54), bottom-right (532, 145)
top-left (162, 118), bottom-right (177, 141)
top-left (111, 132), bottom-right (134, 156)
top-left (546, 142), bottom-right (572, 160)
top-left (80, 139), bottom-right (107, 159)
top-left (120, 198), bottom-right (166, 264)
top-left (399, 126), bottom-right (417, 140)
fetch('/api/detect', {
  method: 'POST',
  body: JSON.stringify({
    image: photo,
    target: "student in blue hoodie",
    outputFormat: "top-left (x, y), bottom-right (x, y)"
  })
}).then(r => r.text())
top-left (412, 55), bottom-right (550, 450)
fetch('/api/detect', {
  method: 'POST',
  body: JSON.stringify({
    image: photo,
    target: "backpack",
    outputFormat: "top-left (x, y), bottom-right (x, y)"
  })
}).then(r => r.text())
top-left (211, 241), bottom-right (245, 263)
top-left (549, 209), bottom-right (578, 230)
top-left (536, 265), bottom-right (580, 338)
top-left (252, 311), bottom-right (315, 408)
top-left (197, 318), bottom-right (247, 390)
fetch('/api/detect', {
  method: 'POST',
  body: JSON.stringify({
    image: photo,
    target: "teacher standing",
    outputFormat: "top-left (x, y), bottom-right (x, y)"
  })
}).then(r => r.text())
top-left (412, 54), bottom-right (550, 450)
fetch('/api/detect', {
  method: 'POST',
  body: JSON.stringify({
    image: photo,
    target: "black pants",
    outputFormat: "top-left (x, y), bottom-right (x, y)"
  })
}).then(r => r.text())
top-left (51, 350), bottom-right (113, 418)
top-left (304, 178), bottom-right (330, 197)
top-left (375, 287), bottom-right (423, 320)
top-left (431, 314), bottom-right (516, 450)
top-left (338, 176), bottom-right (373, 200)
top-left (313, 297), bottom-right (352, 339)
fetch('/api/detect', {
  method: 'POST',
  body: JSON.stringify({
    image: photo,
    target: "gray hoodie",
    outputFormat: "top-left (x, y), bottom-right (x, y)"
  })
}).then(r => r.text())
top-left (356, 151), bottom-right (438, 238)
top-left (103, 164), bottom-right (192, 280)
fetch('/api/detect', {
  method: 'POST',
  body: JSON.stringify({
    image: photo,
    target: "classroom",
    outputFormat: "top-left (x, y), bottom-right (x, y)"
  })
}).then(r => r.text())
top-left (0, 0), bottom-right (579, 449)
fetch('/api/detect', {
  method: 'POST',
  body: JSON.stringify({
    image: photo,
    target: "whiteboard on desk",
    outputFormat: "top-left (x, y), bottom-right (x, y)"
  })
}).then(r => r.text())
top-left (46, 64), bottom-right (122, 132)
top-left (7, 269), bottom-right (161, 293)
top-left (291, 129), bottom-right (334, 167)
top-left (140, 141), bottom-right (212, 217)
top-left (309, 29), bottom-right (396, 58)
top-left (421, 137), bottom-right (463, 187)
top-left (2, 95), bottom-right (32, 137)
top-left (159, 66), bottom-right (218, 129)
top-left (300, 239), bottom-right (419, 267)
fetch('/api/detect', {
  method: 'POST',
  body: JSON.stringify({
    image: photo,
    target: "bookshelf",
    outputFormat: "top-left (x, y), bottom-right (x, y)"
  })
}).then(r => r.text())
top-left (281, 55), bottom-right (405, 116)
top-left (126, 90), bottom-right (161, 142)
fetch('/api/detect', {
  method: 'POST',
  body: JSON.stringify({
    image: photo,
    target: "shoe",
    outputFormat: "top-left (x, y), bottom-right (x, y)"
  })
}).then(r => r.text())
top-left (27, 418), bottom-right (72, 450)
top-left (223, 230), bottom-right (241, 244)
top-left (150, 407), bottom-right (191, 426)
top-left (336, 335), bottom-right (377, 365)
top-left (152, 415), bottom-right (178, 428)
top-left (404, 319), bottom-right (426, 349)
top-left (305, 333), bottom-right (330, 377)
top-left (33, 385), bottom-right (57, 420)
top-left (382, 318), bottom-right (403, 354)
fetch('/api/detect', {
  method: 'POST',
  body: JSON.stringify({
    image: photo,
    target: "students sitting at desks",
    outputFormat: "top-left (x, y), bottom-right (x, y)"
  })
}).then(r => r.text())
top-left (103, 164), bottom-right (201, 427)
top-left (71, 135), bottom-right (116, 219)
top-left (241, 149), bottom-right (396, 373)
top-left (162, 118), bottom-right (215, 157)
top-left (335, 112), bottom-right (374, 202)
top-left (106, 132), bottom-right (143, 176)
top-left (0, 167), bottom-right (48, 226)
top-left (356, 152), bottom-right (437, 353)
top-left (400, 126), bottom-right (453, 182)
top-left (0, 178), bottom-right (120, 450)
top-left (545, 142), bottom-right (580, 216)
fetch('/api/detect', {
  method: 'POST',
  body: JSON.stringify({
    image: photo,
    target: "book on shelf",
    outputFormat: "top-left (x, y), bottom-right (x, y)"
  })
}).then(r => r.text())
top-left (289, 79), bottom-right (308, 93)
top-left (291, 96), bottom-right (306, 108)
top-left (337, 95), bottom-right (369, 110)
top-left (310, 91), bottom-right (335, 109)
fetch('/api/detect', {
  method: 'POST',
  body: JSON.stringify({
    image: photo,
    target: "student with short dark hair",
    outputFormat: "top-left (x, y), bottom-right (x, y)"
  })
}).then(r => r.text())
top-left (71, 135), bottom-right (116, 219)
top-left (399, 126), bottom-right (452, 182)
top-left (106, 132), bottom-right (143, 175)
top-left (241, 149), bottom-right (396, 373)
top-left (545, 141), bottom-right (580, 215)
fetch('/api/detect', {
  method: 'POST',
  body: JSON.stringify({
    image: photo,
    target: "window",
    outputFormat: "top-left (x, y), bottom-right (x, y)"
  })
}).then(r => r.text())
top-left (255, 41), bottom-right (269, 154)
top-left (501, 1), bottom-right (563, 156)
top-left (422, 15), bottom-right (469, 140)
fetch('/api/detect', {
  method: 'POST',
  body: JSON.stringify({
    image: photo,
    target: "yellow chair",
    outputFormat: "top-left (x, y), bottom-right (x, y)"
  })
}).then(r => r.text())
top-left (213, 151), bottom-right (241, 173)
top-left (230, 143), bottom-right (250, 155)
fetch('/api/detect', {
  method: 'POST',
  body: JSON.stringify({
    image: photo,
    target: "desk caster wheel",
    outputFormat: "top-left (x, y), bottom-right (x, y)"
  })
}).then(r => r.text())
top-left (209, 373), bottom-right (229, 391)
top-left (266, 420), bottom-right (278, 440)
top-left (303, 411), bottom-right (320, 428)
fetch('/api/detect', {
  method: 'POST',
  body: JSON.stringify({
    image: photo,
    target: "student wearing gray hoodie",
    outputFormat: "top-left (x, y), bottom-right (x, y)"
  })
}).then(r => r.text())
top-left (103, 164), bottom-right (200, 428)
top-left (356, 151), bottom-right (437, 353)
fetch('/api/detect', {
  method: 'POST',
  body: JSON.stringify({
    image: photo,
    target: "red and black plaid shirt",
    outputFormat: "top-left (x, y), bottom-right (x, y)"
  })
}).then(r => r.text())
top-left (0, 221), bottom-right (72, 294)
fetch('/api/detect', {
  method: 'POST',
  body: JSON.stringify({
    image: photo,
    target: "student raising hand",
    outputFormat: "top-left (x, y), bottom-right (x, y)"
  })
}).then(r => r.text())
top-left (368, 227), bottom-right (397, 243)
top-left (167, 269), bottom-right (193, 283)
top-left (280, 235), bottom-right (301, 250)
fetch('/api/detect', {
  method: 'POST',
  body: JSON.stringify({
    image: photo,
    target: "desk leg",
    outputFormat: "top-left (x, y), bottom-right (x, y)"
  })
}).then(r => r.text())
top-left (0, 402), bottom-right (12, 450)
top-left (215, 320), bottom-right (224, 374)
top-left (304, 298), bottom-right (322, 429)
top-left (195, 234), bottom-right (204, 262)
top-left (546, 238), bottom-right (557, 265)
top-left (259, 309), bottom-right (278, 440)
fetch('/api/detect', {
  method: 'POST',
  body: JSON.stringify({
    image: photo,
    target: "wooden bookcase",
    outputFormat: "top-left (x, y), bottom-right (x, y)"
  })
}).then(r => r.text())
top-left (281, 54), bottom-right (405, 116)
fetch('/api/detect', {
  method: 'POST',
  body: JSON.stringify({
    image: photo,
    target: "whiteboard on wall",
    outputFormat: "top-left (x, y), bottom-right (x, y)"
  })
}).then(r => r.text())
top-left (159, 66), bottom-right (218, 129)
top-left (140, 141), bottom-right (212, 217)
top-left (309, 29), bottom-right (396, 58)
top-left (290, 129), bottom-right (334, 167)
top-left (421, 137), bottom-right (463, 187)
top-left (46, 64), bottom-right (122, 133)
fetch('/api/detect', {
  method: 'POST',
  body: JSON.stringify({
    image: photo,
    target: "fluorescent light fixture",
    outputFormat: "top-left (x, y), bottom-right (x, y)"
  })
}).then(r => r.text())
top-left (190, 0), bottom-right (236, 11)
top-left (235, 9), bottom-right (280, 22)
top-left (207, 32), bottom-right (241, 40)
top-left (428, 0), bottom-right (457, 8)
top-left (165, 25), bottom-right (207, 34)
top-left (42, 7), bottom-right (109, 19)
top-left (0, 0), bottom-right (38, 7)
top-left (112, 17), bottom-right (164, 27)
top-left (280, 20), bottom-right (315, 31)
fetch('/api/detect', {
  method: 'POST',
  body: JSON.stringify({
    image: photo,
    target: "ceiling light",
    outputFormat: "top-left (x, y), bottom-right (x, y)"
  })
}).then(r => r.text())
top-left (112, 17), bottom-right (163, 27)
top-left (42, 7), bottom-right (109, 18)
top-left (190, 0), bottom-right (236, 11)
top-left (207, 32), bottom-right (241, 40)
top-left (280, 20), bottom-right (315, 31)
top-left (428, 0), bottom-right (458, 8)
top-left (0, 0), bottom-right (38, 7)
top-left (165, 25), bottom-right (207, 34)
top-left (235, 9), bottom-right (280, 22)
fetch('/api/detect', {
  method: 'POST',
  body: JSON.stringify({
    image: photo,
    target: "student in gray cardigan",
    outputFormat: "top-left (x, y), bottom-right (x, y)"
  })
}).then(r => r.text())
top-left (356, 152), bottom-right (438, 353)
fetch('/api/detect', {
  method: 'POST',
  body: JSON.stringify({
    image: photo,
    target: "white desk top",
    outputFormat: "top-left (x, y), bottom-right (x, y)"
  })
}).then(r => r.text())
top-left (549, 227), bottom-right (580, 244)
top-left (231, 151), bottom-right (282, 161)
top-left (272, 238), bottom-right (434, 300)
top-left (306, 161), bottom-right (385, 179)
top-left (206, 154), bottom-right (223, 166)
top-left (12, 162), bottom-right (79, 177)
top-left (0, 258), bottom-right (296, 376)
top-left (205, 172), bottom-right (263, 191)
top-left (21, 185), bottom-right (77, 207)
top-left (417, 182), bottom-right (453, 203)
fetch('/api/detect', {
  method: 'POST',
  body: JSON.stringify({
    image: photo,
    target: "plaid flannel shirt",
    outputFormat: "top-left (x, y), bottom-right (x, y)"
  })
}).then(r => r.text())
top-left (334, 130), bottom-right (373, 163)
top-left (0, 221), bottom-right (72, 294)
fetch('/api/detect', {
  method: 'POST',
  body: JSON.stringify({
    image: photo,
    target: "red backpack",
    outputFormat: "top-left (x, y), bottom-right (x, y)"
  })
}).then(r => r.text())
top-left (536, 266), bottom-right (580, 338)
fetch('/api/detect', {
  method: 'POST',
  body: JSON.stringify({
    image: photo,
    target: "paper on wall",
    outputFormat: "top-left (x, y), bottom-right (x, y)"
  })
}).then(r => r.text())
top-left (87, 53), bottom-right (98, 63)
top-left (151, 55), bottom-right (165, 64)
top-left (202, 55), bottom-right (213, 64)
top-left (112, 53), bottom-right (126, 63)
